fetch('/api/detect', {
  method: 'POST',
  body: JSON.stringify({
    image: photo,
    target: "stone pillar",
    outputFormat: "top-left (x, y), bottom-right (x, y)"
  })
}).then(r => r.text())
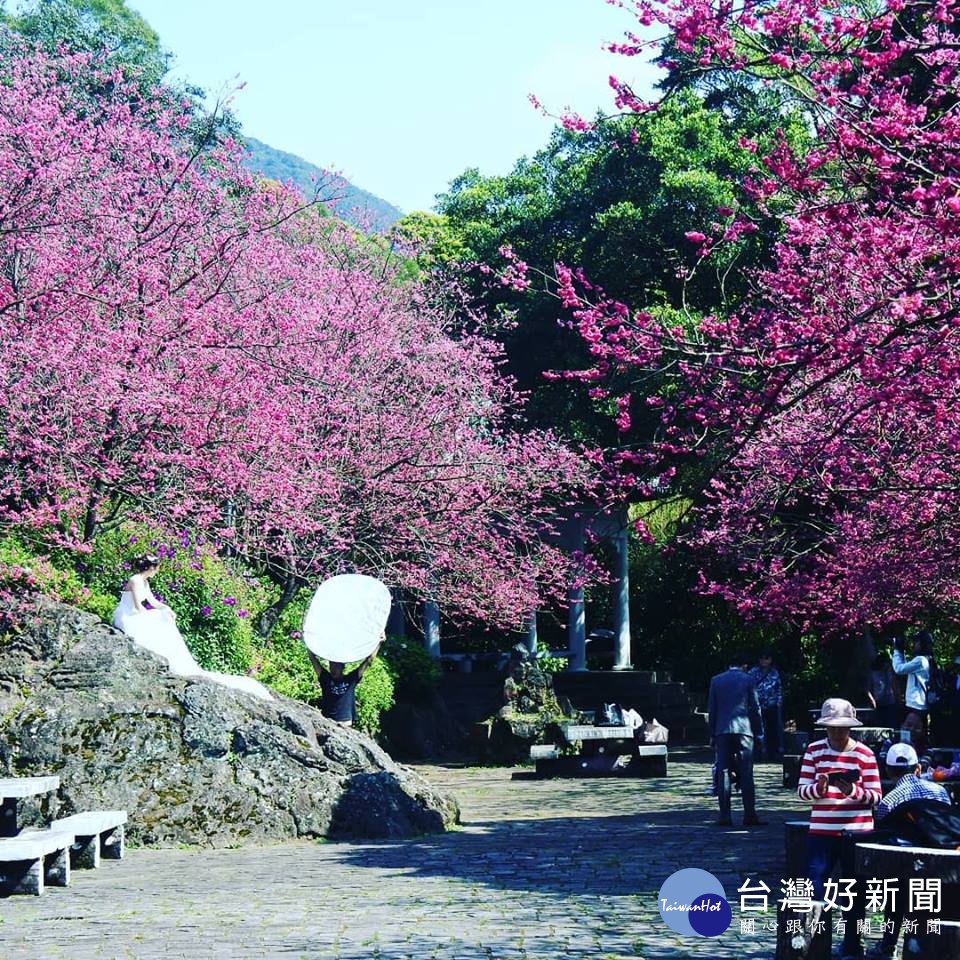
top-left (422, 600), bottom-right (441, 659)
top-left (613, 528), bottom-right (633, 671)
top-left (567, 583), bottom-right (586, 672)
top-left (526, 610), bottom-right (538, 655)
top-left (566, 512), bottom-right (587, 672)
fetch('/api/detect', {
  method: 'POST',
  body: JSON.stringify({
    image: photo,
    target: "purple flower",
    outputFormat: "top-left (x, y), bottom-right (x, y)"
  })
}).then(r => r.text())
top-left (237, 609), bottom-right (249, 618)
top-left (223, 596), bottom-right (236, 606)
top-left (200, 605), bottom-right (212, 617)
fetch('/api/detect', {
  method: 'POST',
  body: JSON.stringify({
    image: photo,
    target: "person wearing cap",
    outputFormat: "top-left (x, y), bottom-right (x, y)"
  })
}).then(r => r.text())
top-left (876, 742), bottom-right (949, 821)
top-left (863, 743), bottom-right (951, 960)
top-left (798, 698), bottom-right (883, 960)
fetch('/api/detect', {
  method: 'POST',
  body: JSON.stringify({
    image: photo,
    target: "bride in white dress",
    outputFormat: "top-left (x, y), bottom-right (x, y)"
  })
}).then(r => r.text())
top-left (112, 555), bottom-right (272, 701)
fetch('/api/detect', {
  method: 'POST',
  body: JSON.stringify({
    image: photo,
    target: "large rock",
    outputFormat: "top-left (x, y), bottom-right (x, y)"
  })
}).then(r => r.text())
top-left (0, 596), bottom-right (459, 845)
top-left (482, 645), bottom-right (577, 763)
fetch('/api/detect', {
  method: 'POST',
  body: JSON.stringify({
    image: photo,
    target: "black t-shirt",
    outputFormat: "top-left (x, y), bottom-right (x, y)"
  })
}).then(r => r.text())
top-left (319, 668), bottom-right (361, 722)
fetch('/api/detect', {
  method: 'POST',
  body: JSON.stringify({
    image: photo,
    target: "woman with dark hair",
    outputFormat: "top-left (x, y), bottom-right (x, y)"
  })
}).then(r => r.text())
top-left (892, 630), bottom-right (933, 743)
top-left (112, 555), bottom-right (272, 701)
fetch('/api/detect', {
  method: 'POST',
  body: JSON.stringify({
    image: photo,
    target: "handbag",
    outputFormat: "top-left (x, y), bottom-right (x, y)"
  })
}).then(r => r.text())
top-left (642, 718), bottom-right (669, 743)
top-left (595, 702), bottom-right (625, 726)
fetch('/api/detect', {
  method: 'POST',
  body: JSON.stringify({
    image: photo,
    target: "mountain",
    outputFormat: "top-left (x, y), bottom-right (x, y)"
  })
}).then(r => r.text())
top-left (243, 137), bottom-right (403, 234)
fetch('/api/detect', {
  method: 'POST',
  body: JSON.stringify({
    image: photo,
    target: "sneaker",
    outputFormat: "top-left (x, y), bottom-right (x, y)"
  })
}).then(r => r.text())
top-left (864, 944), bottom-right (898, 960)
top-left (743, 816), bottom-right (766, 827)
top-left (715, 816), bottom-right (733, 826)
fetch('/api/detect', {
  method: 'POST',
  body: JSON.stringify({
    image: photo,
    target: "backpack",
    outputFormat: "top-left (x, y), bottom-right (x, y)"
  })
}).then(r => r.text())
top-left (923, 661), bottom-right (947, 709)
top-left (878, 798), bottom-right (960, 850)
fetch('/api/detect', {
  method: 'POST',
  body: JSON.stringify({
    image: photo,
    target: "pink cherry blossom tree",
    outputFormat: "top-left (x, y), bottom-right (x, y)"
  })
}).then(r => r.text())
top-left (0, 42), bottom-right (586, 629)
top-left (547, 0), bottom-right (960, 634)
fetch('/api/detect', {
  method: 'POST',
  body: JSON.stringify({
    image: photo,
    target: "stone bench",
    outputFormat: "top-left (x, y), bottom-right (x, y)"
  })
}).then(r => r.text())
top-left (0, 827), bottom-right (74, 895)
top-left (51, 810), bottom-right (127, 869)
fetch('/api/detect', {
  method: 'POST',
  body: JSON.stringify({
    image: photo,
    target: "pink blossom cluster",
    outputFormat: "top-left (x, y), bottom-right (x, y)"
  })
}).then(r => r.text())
top-left (0, 44), bottom-right (587, 626)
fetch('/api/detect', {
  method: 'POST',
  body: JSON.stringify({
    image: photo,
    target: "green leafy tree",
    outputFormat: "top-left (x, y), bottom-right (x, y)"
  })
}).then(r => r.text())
top-left (4, 0), bottom-right (168, 84)
top-left (436, 90), bottom-right (803, 440)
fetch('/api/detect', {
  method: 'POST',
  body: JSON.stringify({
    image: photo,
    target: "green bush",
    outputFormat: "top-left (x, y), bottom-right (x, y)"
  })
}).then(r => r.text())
top-left (0, 533), bottom-right (115, 623)
top-left (535, 640), bottom-right (568, 674)
top-left (379, 634), bottom-right (441, 699)
top-left (255, 587), bottom-right (319, 703)
top-left (82, 525), bottom-right (268, 674)
top-left (355, 657), bottom-right (395, 736)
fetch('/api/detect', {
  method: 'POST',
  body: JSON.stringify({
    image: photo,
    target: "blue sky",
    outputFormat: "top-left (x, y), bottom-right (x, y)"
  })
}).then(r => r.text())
top-left (126, 1), bottom-right (658, 213)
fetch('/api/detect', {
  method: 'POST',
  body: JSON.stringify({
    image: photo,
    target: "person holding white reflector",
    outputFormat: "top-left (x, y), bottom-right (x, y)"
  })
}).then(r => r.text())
top-left (302, 575), bottom-right (391, 726)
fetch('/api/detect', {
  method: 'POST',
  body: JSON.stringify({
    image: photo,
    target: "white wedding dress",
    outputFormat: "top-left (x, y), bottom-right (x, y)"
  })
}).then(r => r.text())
top-left (112, 576), bottom-right (272, 701)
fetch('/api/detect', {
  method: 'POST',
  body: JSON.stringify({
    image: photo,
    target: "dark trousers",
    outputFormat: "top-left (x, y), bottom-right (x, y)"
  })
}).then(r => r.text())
top-left (757, 704), bottom-right (783, 760)
top-left (805, 832), bottom-right (865, 953)
top-left (715, 733), bottom-right (756, 820)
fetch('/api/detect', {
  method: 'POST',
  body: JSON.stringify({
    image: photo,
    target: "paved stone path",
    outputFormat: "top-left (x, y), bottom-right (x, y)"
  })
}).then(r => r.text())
top-left (0, 754), bottom-right (844, 958)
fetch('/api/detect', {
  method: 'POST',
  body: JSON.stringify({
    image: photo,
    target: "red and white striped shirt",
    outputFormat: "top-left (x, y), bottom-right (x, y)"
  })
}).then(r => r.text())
top-left (797, 737), bottom-right (882, 835)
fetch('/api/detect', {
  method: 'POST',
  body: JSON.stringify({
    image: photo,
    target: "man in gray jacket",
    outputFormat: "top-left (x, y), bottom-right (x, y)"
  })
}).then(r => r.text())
top-left (708, 654), bottom-right (765, 827)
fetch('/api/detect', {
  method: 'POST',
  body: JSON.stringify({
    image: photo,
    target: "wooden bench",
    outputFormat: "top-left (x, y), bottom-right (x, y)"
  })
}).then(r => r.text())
top-left (0, 827), bottom-right (74, 895)
top-left (51, 810), bottom-right (127, 869)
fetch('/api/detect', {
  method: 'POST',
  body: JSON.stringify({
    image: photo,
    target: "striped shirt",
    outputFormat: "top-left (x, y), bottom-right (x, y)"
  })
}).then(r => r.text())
top-left (798, 737), bottom-right (882, 835)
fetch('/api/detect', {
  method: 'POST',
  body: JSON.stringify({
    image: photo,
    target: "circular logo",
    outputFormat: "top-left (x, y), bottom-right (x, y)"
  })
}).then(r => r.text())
top-left (657, 868), bottom-right (731, 937)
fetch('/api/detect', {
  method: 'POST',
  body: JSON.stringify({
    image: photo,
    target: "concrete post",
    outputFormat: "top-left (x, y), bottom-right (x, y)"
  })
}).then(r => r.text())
top-left (422, 600), bottom-right (441, 659)
top-left (526, 609), bottom-right (538, 655)
top-left (567, 583), bottom-right (587, 672)
top-left (613, 528), bottom-right (633, 670)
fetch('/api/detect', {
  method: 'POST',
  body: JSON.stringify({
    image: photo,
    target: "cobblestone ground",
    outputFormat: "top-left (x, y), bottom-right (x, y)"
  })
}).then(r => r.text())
top-left (0, 753), bottom-right (835, 959)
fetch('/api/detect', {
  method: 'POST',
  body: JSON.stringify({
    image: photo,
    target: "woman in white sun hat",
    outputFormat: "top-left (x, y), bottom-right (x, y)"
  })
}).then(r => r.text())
top-left (797, 698), bottom-right (882, 960)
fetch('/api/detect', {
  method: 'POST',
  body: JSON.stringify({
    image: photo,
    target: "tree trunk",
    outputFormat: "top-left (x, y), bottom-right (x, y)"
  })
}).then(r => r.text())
top-left (831, 624), bottom-right (874, 706)
top-left (255, 570), bottom-right (303, 639)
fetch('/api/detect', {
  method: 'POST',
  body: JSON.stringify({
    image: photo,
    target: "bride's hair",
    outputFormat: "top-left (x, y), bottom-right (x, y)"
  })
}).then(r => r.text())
top-left (132, 554), bottom-right (161, 573)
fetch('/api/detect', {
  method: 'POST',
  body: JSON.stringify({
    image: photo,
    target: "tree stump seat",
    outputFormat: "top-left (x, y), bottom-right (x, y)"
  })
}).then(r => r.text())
top-left (775, 898), bottom-right (831, 959)
top-left (856, 842), bottom-right (960, 958)
top-left (783, 754), bottom-right (802, 789)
